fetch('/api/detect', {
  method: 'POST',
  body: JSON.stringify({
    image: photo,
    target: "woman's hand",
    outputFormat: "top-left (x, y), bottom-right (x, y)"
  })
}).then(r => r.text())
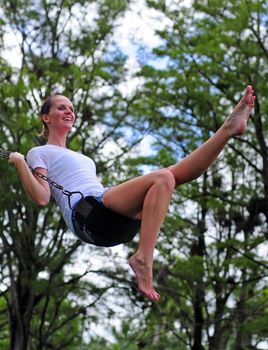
top-left (8, 152), bottom-right (51, 206)
top-left (8, 152), bottom-right (26, 167)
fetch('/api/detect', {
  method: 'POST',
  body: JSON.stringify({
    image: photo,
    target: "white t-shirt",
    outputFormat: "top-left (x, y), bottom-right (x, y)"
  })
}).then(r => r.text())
top-left (27, 145), bottom-right (105, 234)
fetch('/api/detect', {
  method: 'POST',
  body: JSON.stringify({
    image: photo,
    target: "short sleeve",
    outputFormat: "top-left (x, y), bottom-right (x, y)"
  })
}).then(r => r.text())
top-left (26, 148), bottom-right (48, 170)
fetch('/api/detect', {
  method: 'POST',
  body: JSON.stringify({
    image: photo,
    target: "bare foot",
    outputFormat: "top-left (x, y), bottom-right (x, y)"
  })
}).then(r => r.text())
top-left (129, 255), bottom-right (160, 301)
top-left (225, 85), bottom-right (255, 136)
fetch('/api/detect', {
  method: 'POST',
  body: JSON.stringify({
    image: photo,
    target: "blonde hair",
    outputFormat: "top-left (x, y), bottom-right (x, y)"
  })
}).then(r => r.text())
top-left (39, 96), bottom-right (53, 139)
top-left (39, 95), bottom-right (61, 139)
top-left (39, 122), bottom-right (49, 139)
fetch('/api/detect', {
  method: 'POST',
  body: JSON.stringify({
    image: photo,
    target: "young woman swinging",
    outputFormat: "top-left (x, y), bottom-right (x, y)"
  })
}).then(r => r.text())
top-left (8, 85), bottom-right (255, 301)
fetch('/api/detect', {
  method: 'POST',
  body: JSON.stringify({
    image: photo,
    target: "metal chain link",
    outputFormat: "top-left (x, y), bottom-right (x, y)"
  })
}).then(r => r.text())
top-left (0, 149), bottom-right (11, 160)
top-left (0, 149), bottom-right (83, 209)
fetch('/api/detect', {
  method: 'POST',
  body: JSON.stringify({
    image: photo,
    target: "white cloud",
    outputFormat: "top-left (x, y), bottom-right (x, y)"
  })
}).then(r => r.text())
top-left (2, 28), bottom-right (22, 68)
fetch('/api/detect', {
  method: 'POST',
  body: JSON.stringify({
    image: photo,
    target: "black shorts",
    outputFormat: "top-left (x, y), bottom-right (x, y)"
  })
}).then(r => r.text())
top-left (72, 196), bottom-right (141, 247)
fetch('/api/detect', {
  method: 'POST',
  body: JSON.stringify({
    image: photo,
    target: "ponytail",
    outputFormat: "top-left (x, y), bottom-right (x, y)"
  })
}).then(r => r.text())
top-left (39, 96), bottom-right (53, 139)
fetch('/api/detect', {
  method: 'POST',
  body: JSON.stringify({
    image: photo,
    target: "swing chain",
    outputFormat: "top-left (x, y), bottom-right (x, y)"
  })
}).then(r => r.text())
top-left (0, 149), bottom-right (83, 210)
top-left (0, 149), bottom-right (11, 160)
top-left (30, 167), bottom-right (65, 192)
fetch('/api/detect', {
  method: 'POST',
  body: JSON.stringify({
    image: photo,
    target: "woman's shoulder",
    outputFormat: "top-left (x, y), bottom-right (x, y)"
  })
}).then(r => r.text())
top-left (28, 145), bottom-right (92, 161)
top-left (28, 144), bottom-right (68, 154)
top-left (28, 145), bottom-right (45, 154)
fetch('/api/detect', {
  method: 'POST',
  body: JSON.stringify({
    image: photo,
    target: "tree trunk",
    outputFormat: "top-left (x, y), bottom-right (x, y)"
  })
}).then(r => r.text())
top-left (192, 174), bottom-right (207, 350)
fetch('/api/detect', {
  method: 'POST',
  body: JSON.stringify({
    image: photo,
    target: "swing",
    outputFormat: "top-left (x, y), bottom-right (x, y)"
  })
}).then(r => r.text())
top-left (73, 196), bottom-right (141, 247)
top-left (1, 149), bottom-right (141, 247)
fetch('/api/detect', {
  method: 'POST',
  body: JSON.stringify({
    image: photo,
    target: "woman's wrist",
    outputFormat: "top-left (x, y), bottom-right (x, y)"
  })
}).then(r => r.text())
top-left (8, 152), bottom-right (27, 169)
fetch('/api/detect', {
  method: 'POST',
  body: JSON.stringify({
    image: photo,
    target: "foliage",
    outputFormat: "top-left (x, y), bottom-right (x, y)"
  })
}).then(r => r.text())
top-left (0, 0), bottom-right (268, 349)
top-left (0, 0), bottom-right (143, 349)
top-left (111, 0), bottom-right (268, 349)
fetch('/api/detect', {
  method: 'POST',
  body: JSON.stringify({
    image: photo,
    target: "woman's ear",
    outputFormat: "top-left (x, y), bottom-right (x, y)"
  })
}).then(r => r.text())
top-left (40, 114), bottom-right (50, 124)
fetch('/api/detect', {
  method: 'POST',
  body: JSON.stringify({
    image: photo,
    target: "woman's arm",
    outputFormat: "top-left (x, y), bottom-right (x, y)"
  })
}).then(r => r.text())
top-left (8, 152), bottom-right (51, 206)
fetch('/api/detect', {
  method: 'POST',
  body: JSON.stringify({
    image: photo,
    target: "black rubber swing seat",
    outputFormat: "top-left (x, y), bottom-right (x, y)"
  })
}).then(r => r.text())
top-left (73, 196), bottom-right (141, 247)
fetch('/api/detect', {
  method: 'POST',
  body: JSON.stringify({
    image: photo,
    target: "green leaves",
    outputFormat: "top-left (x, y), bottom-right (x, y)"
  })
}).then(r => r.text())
top-left (0, 0), bottom-right (268, 348)
top-left (0, 1), bottom-right (138, 349)
top-left (116, 0), bottom-right (268, 348)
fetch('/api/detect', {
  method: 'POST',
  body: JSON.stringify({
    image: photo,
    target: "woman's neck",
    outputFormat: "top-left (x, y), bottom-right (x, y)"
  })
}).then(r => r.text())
top-left (46, 135), bottom-right (67, 148)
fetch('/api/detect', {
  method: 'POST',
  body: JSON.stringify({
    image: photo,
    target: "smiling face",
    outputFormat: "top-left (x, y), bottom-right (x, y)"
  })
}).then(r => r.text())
top-left (41, 95), bottom-right (75, 136)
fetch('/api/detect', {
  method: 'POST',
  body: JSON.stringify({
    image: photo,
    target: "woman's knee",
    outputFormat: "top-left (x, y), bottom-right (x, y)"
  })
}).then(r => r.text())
top-left (154, 169), bottom-right (176, 192)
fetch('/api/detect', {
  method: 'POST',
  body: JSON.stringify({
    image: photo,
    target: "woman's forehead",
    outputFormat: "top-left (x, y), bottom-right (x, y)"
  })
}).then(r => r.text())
top-left (52, 95), bottom-right (73, 107)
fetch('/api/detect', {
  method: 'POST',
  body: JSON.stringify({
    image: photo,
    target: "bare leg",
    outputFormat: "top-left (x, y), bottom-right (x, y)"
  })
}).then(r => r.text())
top-left (103, 169), bottom-right (175, 301)
top-left (103, 86), bottom-right (255, 301)
top-left (168, 85), bottom-right (255, 184)
top-left (128, 171), bottom-right (175, 301)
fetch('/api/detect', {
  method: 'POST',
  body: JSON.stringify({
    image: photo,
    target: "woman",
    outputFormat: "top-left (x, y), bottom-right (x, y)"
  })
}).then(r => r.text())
top-left (9, 86), bottom-right (255, 301)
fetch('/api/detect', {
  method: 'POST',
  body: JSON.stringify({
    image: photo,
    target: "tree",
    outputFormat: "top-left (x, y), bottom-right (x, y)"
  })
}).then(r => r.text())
top-left (1, 0), bottom-right (268, 349)
top-left (0, 0), bottom-right (146, 349)
top-left (106, 0), bottom-right (268, 349)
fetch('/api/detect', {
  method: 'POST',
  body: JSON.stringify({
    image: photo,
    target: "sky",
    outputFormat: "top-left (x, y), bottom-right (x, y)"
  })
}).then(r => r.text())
top-left (2, 0), bottom-right (191, 71)
top-left (0, 0), bottom-right (173, 340)
top-left (1, 0), bottom-right (178, 340)
top-left (1, 0), bottom-right (178, 158)
top-left (5, 2), bottom-right (268, 347)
